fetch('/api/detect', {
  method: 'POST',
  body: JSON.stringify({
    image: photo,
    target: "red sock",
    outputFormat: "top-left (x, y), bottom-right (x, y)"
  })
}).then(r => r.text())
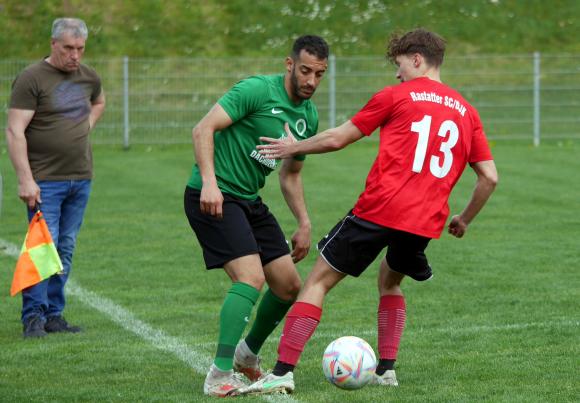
top-left (277, 302), bottom-right (322, 366)
top-left (377, 295), bottom-right (406, 360)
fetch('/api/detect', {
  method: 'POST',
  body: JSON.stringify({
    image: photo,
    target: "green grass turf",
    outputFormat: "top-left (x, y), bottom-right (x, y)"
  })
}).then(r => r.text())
top-left (0, 140), bottom-right (578, 402)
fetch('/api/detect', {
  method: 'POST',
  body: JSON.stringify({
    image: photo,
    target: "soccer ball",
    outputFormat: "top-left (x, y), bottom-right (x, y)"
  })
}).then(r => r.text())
top-left (322, 336), bottom-right (377, 390)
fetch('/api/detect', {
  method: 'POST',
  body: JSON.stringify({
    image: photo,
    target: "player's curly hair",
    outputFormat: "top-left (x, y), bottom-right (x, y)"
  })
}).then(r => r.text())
top-left (387, 28), bottom-right (446, 67)
top-left (292, 35), bottom-right (329, 60)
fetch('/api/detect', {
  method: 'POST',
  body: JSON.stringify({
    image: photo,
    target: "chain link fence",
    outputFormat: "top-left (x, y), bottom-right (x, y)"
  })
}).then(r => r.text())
top-left (1, 54), bottom-right (579, 146)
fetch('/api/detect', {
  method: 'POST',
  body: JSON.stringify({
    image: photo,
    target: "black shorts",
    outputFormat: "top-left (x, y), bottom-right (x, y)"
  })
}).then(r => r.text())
top-left (317, 211), bottom-right (432, 281)
top-left (184, 186), bottom-right (290, 269)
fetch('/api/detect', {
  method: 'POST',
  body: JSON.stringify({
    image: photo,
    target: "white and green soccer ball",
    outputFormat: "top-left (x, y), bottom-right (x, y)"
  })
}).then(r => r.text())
top-left (322, 336), bottom-right (377, 390)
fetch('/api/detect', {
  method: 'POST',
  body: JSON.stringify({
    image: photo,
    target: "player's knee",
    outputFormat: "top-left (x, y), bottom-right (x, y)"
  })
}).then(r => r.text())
top-left (288, 278), bottom-right (302, 299)
top-left (238, 272), bottom-right (266, 291)
top-left (252, 277), bottom-right (267, 291)
top-left (277, 277), bottom-right (302, 301)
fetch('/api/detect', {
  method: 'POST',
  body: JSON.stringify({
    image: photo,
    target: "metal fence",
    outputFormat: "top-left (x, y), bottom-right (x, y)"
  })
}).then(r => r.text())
top-left (1, 54), bottom-right (579, 146)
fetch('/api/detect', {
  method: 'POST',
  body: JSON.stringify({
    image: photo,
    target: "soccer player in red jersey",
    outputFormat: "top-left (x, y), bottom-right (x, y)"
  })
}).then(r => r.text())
top-left (241, 28), bottom-right (498, 394)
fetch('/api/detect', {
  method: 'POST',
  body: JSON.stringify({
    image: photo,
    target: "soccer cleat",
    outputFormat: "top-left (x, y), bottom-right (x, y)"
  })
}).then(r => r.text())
top-left (233, 340), bottom-right (264, 381)
top-left (369, 370), bottom-right (399, 386)
top-left (23, 315), bottom-right (47, 338)
top-left (239, 372), bottom-right (295, 395)
top-left (44, 316), bottom-right (82, 333)
top-left (203, 364), bottom-right (247, 397)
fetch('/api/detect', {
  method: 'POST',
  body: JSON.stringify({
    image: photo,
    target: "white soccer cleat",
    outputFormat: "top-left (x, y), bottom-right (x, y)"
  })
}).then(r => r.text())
top-left (234, 340), bottom-right (264, 381)
top-left (239, 372), bottom-right (295, 395)
top-left (369, 370), bottom-right (399, 386)
top-left (203, 364), bottom-right (247, 397)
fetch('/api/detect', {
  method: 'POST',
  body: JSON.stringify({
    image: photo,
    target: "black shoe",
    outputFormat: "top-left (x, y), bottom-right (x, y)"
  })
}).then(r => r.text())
top-left (45, 316), bottom-right (82, 333)
top-left (23, 315), bottom-right (47, 338)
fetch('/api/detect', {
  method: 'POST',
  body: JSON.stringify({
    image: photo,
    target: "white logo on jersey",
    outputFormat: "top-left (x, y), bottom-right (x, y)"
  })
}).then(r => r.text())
top-left (295, 119), bottom-right (307, 137)
top-left (271, 108), bottom-right (283, 114)
top-left (250, 150), bottom-right (277, 169)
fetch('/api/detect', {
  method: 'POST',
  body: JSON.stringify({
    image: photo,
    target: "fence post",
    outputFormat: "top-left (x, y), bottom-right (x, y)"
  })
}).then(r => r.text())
top-left (533, 51), bottom-right (540, 147)
top-left (123, 56), bottom-right (130, 149)
top-left (328, 54), bottom-right (336, 129)
top-left (0, 172), bottom-right (3, 220)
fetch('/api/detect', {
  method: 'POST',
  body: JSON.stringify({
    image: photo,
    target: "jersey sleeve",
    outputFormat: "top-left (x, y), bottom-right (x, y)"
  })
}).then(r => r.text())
top-left (350, 87), bottom-right (394, 136)
top-left (468, 108), bottom-right (493, 163)
top-left (9, 70), bottom-right (38, 110)
top-left (217, 76), bottom-right (269, 123)
top-left (89, 69), bottom-right (103, 102)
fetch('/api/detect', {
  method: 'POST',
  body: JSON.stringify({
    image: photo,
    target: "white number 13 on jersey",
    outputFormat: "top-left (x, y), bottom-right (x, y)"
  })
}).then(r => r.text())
top-left (410, 114), bottom-right (459, 178)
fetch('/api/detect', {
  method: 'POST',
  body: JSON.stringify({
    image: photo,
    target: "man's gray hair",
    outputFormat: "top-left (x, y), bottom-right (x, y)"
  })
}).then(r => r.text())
top-left (51, 18), bottom-right (88, 40)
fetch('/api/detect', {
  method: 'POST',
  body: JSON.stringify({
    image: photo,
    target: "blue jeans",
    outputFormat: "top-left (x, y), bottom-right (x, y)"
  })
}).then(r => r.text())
top-left (21, 180), bottom-right (91, 323)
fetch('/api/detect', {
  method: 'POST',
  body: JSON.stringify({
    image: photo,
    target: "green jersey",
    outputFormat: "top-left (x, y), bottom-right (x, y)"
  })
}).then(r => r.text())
top-left (187, 74), bottom-right (319, 200)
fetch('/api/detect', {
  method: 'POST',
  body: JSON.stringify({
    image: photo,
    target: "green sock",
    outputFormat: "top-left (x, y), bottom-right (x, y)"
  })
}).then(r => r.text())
top-left (245, 288), bottom-right (294, 355)
top-left (214, 282), bottom-right (260, 371)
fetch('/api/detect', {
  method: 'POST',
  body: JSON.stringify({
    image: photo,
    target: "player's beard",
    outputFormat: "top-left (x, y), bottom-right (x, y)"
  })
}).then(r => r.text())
top-left (290, 66), bottom-right (314, 100)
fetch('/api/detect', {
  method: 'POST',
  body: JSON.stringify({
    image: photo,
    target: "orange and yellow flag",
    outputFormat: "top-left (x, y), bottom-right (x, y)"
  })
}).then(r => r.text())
top-left (10, 211), bottom-right (63, 296)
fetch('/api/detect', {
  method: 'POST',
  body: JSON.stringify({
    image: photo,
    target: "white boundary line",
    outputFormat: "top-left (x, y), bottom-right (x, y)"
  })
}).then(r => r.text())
top-left (1, 238), bottom-right (297, 403)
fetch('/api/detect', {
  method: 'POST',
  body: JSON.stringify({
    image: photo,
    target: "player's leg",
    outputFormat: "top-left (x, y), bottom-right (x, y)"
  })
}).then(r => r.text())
top-left (263, 254), bottom-right (301, 301)
top-left (234, 200), bottom-right (298, 381)
top-left (202, 255), bottom-right (264, 397)
top-left (218, 255), bottom-right (265, 368)
top-left (184, 187), bottom-right (264, 396)
top-left (373, 230), bottom-right (432, 386)
top-left (235, 254), bottom-right (299, 381)
top-left (275, 255), bottom-right (346, 370)
top-left (241, 256), bottom-right (345, 394)
top-left (374, 260), bottom-right (406, 386)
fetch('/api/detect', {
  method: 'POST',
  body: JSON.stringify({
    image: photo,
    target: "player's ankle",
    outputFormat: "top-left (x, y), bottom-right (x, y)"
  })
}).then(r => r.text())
top-left (272, 361), bottom-right (295, 376)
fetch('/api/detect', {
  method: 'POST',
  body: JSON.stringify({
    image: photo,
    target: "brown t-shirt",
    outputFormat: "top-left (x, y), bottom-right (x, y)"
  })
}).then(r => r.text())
top-left (10, 60), bottom-right (102, 180)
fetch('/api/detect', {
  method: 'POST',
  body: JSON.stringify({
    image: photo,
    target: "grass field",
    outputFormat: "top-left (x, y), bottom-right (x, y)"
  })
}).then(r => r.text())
top-left (0, 140), bottom-right (578, 402)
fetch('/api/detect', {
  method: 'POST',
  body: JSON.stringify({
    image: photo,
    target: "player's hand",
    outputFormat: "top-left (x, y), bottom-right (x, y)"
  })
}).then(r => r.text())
top-left (18, 179), bottom-right (41, 210)
top-left (448, 215), bottom-right (468, 238)
top-left (200, 183), bottom-right (224, 219)
top-left (257, 123), bottom-right (297, 159)
top-left (290, 225), bottom-right (311, 263)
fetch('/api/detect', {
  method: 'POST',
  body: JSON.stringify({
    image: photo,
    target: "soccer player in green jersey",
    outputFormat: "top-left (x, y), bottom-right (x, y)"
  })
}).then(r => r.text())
top-left (184, 35), bottom-right (329, 397)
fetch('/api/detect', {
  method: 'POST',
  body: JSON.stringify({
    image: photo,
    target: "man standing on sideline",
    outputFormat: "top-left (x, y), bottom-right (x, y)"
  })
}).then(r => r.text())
top-left (6, 18), bottom-right (105, 338)
top-left (183, 35), bottom-right (329, 397)
top-left (242, 28), bottom-right (498, 394)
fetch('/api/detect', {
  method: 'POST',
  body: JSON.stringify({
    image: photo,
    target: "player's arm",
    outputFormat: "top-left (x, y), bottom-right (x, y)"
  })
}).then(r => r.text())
top-left (448, 160), bottom-right (498, 238)
top-left (89, 90), bottom-right (106, 130)
top-left (192, 103), bottom-right (233, 218)
top-left (279, 158), bottom-right (311, 263)
top-left (5, 108), bottom-right (39, 210)
top-left (257, 120), bottom-right (364, 160)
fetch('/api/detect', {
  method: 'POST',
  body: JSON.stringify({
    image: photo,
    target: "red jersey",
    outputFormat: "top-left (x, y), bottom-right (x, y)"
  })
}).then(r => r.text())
top-left (350, 77), bottom-right (493, 238)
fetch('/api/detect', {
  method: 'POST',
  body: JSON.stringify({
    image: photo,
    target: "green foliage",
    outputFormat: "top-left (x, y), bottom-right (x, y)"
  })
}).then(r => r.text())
top-left (1, 0), bottom-right (579, 58)
top-left (0, 141), bottom-right (579, 401)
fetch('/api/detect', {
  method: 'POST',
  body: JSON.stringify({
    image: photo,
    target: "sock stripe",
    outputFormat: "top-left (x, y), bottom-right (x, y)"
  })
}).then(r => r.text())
top-left (377, 295), bottom-right (406, 360)
top-left (216, 344), bottom-right (236, 358)
top-left (277, 302), bottom-right (322, 366)
top-left (286, 317), bottom-right (319, 346)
